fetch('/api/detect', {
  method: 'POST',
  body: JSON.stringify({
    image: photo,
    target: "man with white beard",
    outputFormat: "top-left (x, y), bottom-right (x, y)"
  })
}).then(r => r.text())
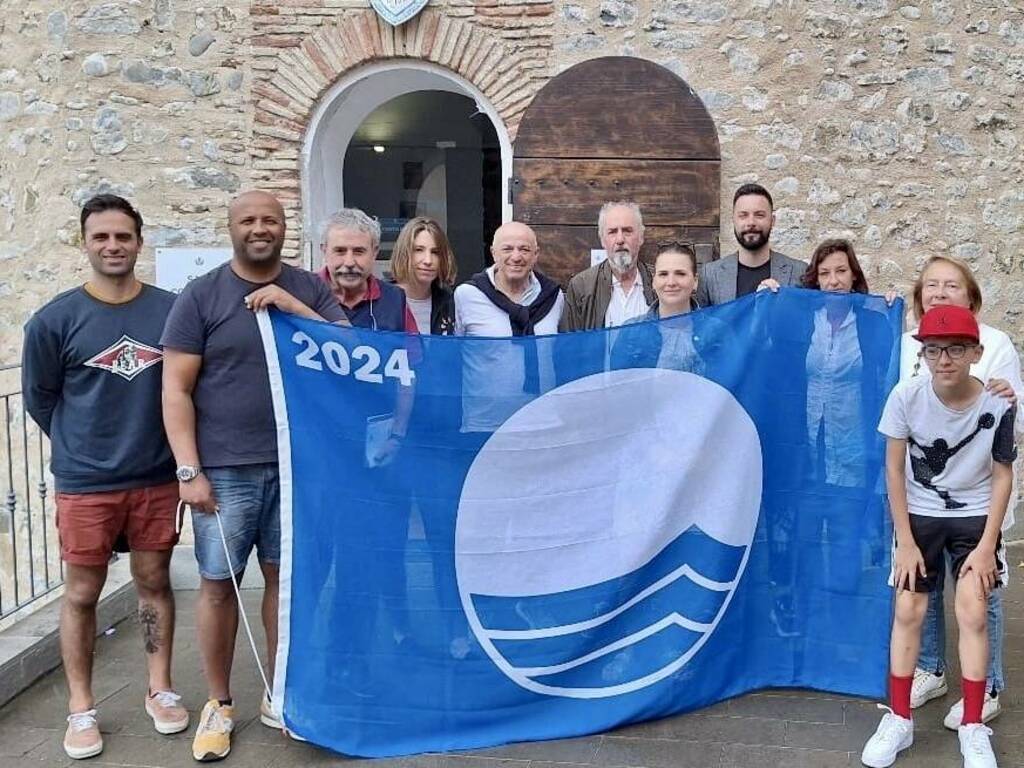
top-left (560, 202), bottom-right (656, 331)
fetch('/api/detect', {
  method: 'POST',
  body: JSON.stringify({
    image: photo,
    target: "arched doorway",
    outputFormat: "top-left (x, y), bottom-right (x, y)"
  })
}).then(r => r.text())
top-left (512, 57), bottom-right (721, 285)
top-left (343, 91), bottom-right (501, 282)
top-left (302, 61), bottom-right (512, 279)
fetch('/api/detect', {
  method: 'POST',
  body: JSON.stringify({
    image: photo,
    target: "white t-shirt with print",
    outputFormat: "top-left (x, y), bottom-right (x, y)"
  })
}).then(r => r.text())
top-left (900, 323), bottom-right (1023, 528)
top-left (878, 376), bottom-right (1017, 518)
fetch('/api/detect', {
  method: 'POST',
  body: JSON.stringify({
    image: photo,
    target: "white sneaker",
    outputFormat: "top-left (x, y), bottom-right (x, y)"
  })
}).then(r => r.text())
top-left (910, 668), bottom-right (948, 708)
top-left (958, 723), bottom-right (998, 768)
top-left (63, 709), bottom-right (103, 760)
top-left (260, 692), bottom-right (307, 742)
top-left (861, 706), bottom-right (913, 768)
top-left (944, 693), bottom-right (1002, 730)
top-left (259, 692), bottom-right (281, 729)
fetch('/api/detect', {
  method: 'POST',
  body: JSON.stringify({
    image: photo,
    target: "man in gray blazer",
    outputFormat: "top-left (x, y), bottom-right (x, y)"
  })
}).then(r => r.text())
top-left (696, 183), bottom-right (807, 307)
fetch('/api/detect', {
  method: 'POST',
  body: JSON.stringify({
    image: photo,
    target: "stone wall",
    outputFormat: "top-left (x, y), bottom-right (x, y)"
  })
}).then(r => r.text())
top-left (554, 0), bottom-right (1024, 332)
top-left (0, 0), bottom-right (1022, 366)
top-left (0, 1), bottom-right (254, 364)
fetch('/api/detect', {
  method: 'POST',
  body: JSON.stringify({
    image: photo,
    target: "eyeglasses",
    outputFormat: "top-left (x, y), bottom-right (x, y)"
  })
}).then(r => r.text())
top-left (656, 239), bottom-right (696, 255)
top-left (920, 343), bottom-right (977, 361)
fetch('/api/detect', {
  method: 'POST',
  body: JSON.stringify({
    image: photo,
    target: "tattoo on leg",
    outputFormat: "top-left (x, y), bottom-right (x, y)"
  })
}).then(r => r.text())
top-left (139, 604), bottom-right (160, 654)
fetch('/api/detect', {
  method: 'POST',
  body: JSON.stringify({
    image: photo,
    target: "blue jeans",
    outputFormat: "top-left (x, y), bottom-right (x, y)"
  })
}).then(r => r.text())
top-left (192, 463), bottom-right (281, 580)
top-left (918, 584), bottom-right (1004, 694)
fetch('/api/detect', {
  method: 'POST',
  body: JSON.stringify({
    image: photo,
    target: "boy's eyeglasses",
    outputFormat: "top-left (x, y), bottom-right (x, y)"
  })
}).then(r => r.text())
top-left (920, 343), bottom-right (977, 361)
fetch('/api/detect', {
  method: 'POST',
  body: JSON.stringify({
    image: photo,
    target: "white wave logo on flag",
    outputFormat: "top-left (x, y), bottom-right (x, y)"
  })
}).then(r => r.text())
top-left (455, 369), bottom-right (762, 699)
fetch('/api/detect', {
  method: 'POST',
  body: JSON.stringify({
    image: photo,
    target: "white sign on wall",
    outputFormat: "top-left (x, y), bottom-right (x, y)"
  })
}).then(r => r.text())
top-left (155, 247), bottom-right (233, 293)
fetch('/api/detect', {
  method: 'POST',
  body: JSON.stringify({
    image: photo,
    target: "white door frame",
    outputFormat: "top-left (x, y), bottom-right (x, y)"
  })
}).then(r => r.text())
top-left (301, 60), bottom-right (513, 266)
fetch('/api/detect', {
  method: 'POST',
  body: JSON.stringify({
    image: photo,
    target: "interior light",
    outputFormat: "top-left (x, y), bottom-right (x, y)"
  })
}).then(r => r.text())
top-left (373, 145), bottom-right (385, 153)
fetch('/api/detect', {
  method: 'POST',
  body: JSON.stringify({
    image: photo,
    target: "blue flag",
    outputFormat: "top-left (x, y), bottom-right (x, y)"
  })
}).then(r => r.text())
top-left (257, 288), bottom-right (902, 757)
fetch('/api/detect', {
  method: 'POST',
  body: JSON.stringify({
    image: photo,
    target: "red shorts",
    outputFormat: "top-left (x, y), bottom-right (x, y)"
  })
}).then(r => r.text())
top-left (55, 481), bottom-right (180, 566)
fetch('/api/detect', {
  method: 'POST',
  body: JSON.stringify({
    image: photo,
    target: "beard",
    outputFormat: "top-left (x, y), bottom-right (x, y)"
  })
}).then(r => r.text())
top-left (235, 240), bottom-right (283, 264)
top-left (607, 248), bottom-right (635, 274)
top-left (734, 227), bottom-right (770, 252)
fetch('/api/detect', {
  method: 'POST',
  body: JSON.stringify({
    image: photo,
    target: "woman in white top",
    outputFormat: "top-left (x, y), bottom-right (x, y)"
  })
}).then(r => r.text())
top-left (391, 217), bottom-right (457, 336)
top-left (901, 255), bottom-right (1021, 729)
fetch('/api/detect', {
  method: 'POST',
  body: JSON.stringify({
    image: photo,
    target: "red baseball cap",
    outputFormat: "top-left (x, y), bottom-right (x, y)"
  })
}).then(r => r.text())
top-left (914, 304), bottom-right (979, 343)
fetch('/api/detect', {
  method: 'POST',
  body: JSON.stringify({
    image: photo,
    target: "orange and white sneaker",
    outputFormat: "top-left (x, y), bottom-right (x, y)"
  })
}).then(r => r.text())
top-left (64, 709), bottom-right (103, 760)
top-left (145, 690), bottom-right (189, 734)
top-left (192, 699), bottom-right (234, 762)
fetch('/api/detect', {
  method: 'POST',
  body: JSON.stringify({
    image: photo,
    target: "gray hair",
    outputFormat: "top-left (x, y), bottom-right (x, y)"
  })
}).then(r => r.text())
top-left (597, 201), bottom-right (644, 238)
top-left (320, 208), bottom-right (381, 250)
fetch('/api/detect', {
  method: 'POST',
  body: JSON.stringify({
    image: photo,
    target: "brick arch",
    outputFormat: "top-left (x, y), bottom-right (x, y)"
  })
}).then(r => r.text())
top-left (248, 9), bottom-right (537, 258)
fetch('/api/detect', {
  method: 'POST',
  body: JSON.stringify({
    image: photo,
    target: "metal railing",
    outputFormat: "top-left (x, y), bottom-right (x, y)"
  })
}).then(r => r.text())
top-left (0, 364), bottom-right (63, 621)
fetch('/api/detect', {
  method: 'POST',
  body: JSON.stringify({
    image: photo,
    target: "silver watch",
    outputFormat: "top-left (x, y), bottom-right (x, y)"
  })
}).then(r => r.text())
top-left (176, 465), bottom-right (201, 482)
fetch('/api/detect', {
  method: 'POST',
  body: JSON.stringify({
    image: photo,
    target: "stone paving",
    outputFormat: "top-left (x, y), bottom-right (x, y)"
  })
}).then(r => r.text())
top-left (2, 555), bottom-right (1023, 768)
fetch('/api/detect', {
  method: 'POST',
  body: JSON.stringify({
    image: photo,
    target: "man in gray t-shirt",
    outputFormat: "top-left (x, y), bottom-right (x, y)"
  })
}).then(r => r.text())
top-left (161, 190), bottom-right (346, 761)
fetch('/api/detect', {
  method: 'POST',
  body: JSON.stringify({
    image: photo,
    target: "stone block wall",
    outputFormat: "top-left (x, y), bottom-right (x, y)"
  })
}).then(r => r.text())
top-left (0, 1), bottom-right (254, 363)
top-left (0, 0), bottom-right (1022, 366)
top-left (554, 0), bottom-right (1024, 331)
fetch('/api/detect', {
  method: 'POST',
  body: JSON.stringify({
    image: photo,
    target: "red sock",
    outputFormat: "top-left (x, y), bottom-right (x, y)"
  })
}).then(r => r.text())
top-left (962, 677), bottom-right (986, 725)
top-left (890, 673), bottom-right (913, 719)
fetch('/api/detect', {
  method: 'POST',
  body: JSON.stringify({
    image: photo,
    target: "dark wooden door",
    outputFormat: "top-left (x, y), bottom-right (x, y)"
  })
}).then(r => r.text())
top-left (512, 57), bottom-right (721, 286)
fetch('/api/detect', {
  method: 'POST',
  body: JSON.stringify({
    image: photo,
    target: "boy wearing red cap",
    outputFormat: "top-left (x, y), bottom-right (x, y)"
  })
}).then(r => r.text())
top-left (861, 304), bottom-right (1015, 768)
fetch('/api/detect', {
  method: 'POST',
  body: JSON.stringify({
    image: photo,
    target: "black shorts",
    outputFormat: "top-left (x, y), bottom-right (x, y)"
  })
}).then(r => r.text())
top-left (891, 514), bottom-right (1006, 593)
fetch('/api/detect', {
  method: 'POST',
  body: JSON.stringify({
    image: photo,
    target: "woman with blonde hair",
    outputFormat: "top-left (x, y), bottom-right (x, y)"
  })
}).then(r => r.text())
top-left (390, 217), bottom-right (457, 335)
top-left (901, 255), bottom-right (1021, 730)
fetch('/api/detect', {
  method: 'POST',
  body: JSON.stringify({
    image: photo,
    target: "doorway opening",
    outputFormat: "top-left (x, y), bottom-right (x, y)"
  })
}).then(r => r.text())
top-left (344, 91), bottom-right (501, 282)
top-left (303, 62), bottom-right (511, 282)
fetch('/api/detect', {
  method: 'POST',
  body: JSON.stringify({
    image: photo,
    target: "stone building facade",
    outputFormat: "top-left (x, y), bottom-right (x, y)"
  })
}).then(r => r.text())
top-left (0, 0), bottom-right (1022, 365)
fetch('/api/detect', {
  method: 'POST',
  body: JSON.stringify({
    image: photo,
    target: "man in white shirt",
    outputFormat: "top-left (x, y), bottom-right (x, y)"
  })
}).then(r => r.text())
top-left (454, 221), bottom-right (564, 431)
top-left (560, 202), bottom-right (655, 331)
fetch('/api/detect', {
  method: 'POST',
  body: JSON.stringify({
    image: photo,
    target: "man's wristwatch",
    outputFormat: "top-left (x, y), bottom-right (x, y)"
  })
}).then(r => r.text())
top-left (176, 465), bottom-right (202, 483)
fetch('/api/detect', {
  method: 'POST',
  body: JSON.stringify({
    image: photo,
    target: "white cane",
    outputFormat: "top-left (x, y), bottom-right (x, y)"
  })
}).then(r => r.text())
top-left (176, 502), bottom-right (274, 712)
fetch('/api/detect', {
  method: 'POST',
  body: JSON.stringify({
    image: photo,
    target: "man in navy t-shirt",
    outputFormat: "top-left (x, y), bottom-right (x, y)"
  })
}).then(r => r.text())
top-left (22, 195), bottom-right (187, 759)
top-left (161, 190), bottom-right (346, 761)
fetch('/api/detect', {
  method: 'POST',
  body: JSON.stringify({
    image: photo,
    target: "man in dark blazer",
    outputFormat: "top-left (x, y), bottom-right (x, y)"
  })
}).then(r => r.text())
top-left (696, 183), bottom-right (806, 307)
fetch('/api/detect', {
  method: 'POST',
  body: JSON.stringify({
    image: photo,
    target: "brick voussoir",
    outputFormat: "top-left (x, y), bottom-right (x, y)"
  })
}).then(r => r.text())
top-left (454, 31), bottom-right (487, 78)
top-left (361, 10), bottom-right (385, 56)
top-left (252, 80), bottom-right (295, 107)
top-left (301, 39), bottom-right (337, 82)
top-left (281, 49), bottom-right (330, 96)
top-left (253, 122), bottom-right (304, 143)
top-left (334, 15), bottom-right (367, 66)
top-left (443, 22), bottom-right (474, 69)
top-left (352, 11), bottom-right (380, 59)
top-left (275, 53), bottom-right (323, 100)
top-left (462, 37), bottom-right (498, 82)
top-left (415, 11), bottom-right (442, 58)
top-left (256, 98), bottom-right (306, 124)
top-left (313, 26), bottom-right (349, 73)
top-left (427, 15), bottom-right (454, 63)
top-left (376, 16), bottom-right (396, 57)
